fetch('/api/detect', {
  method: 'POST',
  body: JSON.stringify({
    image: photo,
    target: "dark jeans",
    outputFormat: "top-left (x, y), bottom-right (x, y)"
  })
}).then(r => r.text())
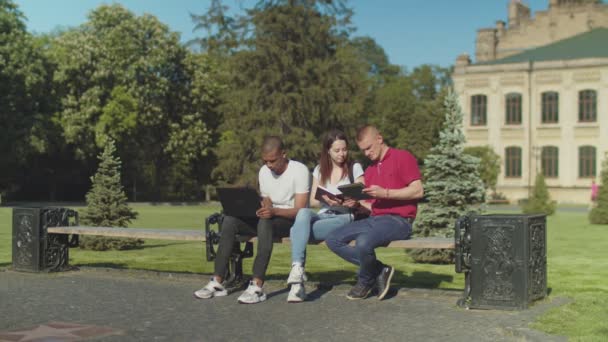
top-left (214, 215), bottom-right (293, 281)
top-left (325, 215), bottom-right (412, 286)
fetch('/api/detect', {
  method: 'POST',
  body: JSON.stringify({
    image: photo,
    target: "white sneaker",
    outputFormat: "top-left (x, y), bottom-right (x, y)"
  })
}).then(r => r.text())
top-left (287, 264), bottom-right (307, 284)
top-left (194, 277), bottom-right (227, 299)
top-left (287, 283), bottom-right (306, 303)
top-left (237, 281), bottom-right (267, 304)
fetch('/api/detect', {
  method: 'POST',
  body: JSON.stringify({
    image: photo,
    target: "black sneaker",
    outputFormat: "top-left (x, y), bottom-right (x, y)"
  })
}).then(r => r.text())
top-left (376, 264), bottom-right (394, 300)
top-left (346, 282), bottom-right (373, 300)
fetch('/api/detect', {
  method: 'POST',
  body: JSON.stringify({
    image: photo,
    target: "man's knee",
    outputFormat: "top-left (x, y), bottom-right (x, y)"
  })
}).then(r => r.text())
top-left (354, 234), bottom-right (376, 253)
top-left (219, 216), bottom-right (240, 241)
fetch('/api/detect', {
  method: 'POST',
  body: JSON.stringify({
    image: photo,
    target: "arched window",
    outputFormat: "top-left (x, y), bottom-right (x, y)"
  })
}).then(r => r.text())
top-left (541, 91), bottom-right (559, 123)
top-left (471, 94), bottom-right (487, 126)
top-left (579, 146), bottom-right (596, 178)
top-left (505, 146), bottom-right (522, 178)
top-left (505, 93), bottom-right (522, 125)
top-left (578, 90), bottom-right (597, 122)
top-left (541, 146), bottom-right (559, 178)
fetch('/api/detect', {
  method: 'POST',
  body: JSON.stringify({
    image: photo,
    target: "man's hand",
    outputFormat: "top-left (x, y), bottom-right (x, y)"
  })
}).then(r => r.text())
top-left (256, 207), bottom-right (274, 219)
top-left (261, 197), bottom-right (272, 208)
top-left (362, 185), bottom-right (388, 199)
top-left (322, 194), bottom-right (343, 207)
top-left (342, 198), bottom-right (359, 208)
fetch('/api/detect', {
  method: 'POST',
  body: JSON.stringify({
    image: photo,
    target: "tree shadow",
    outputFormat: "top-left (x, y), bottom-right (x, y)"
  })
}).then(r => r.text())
top-left (0, 262), bottom-right (11, 268)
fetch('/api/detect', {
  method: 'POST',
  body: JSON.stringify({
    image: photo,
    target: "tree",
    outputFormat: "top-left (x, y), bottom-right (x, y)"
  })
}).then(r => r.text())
top-left (589, 156), bottom-right (608, 224)
top-left (0, 0), bottom-right (55, 198)
top-left (522, 173), bottom-right (556, 215)
top-left (80, 140), bottom-right (141, 250)
top-left (410, 90), bottom-right (485, 263)
top-left (369, 66), bottom-right (448, 162)
top-left (194, 1), bottom-right (367, 184)
top-left (49, 4), bottom-right (223, 200)
top-left (464, 145), bottom-right (501, 194)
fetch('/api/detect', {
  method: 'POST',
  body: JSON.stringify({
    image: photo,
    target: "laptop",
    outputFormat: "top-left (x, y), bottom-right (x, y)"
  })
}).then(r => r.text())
top-left (216, 187), bottom-right (262, 218)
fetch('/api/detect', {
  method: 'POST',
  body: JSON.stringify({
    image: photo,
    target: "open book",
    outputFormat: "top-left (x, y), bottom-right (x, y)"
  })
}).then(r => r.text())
top-left (314, 185), bottom-right (344, 206)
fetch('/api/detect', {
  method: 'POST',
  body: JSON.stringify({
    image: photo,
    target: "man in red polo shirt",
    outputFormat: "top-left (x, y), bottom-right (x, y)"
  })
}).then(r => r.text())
top-left (325, 125), bottom-right (424, 300)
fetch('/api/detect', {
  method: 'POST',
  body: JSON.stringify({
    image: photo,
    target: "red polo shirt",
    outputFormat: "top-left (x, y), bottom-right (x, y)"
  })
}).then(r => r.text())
top-left (364, 148), bottom-right (421, 218)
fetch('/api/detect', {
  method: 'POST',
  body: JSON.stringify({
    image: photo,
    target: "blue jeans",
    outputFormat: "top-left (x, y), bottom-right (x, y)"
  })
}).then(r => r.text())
top-left (325, 215), bottom-right (412, 286)
top-left (290, 208), bottom-right (352, 264)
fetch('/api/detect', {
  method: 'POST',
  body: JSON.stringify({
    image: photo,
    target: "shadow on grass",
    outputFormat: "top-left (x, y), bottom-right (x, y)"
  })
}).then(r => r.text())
top-left (77, 242), bottom-right (193, 251)
top-left (75, 262), bottom-right (129, 269)
top-left (0, 262), bottom-right (11, 268)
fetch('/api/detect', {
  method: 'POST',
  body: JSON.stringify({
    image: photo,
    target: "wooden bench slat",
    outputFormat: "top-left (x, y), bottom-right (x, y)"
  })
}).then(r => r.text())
top-left (48, 226), bottom-right (454, 249)
top-left (48, 227), bottom-right (204, 241)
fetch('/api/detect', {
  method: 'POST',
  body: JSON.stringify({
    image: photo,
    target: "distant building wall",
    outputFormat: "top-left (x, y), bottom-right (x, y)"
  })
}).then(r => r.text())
top-left (476, 0), bottom-right (608, 63)
top-left (453, 58), bottom-right (608, 204)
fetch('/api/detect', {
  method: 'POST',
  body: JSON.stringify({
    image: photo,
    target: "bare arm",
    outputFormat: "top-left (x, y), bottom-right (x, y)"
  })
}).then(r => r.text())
top-left (309, 176), bottom-right (321, 208)
top-left (362, 179), bottom-right (424, 201)
top-left (271, 192), bottom-right (309, 219)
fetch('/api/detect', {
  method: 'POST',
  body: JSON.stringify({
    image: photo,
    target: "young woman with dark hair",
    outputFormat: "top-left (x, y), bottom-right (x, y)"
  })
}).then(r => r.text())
top-left (286, 129), bottom-right (364, 303)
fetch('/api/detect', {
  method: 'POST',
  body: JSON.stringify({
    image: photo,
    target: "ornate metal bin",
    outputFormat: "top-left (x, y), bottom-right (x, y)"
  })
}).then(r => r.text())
top-left (12, 207), bottom-right (78, 272)
top-left (455, 213), bottom-right (547, 310)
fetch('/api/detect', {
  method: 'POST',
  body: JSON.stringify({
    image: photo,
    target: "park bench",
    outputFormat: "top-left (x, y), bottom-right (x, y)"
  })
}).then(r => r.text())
top-left (12, 207), bottom-right (547, 310)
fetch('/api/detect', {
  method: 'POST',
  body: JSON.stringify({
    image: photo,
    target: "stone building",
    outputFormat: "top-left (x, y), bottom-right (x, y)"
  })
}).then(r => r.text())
top-left (453, 0), bottom-right (608, 204)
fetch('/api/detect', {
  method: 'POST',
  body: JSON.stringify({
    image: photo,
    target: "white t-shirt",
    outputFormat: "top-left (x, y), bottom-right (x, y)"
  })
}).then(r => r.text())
top-left (259, 160), bottom-right (310, 209)
top-left (313, 162), bottom-right (364, 211)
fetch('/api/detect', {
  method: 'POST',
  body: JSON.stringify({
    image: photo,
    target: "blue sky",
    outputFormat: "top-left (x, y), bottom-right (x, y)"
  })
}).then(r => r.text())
top-left (14, 0), bottom-right (549, 69)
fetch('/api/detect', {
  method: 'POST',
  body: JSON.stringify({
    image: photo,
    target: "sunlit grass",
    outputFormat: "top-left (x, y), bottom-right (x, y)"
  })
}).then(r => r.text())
top-left (1, 205), bottom-right (607, 340)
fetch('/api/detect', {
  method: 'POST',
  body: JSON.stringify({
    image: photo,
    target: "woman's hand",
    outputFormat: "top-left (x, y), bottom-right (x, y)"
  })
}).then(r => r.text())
top-left (322, 194), bottom-right (342, 207)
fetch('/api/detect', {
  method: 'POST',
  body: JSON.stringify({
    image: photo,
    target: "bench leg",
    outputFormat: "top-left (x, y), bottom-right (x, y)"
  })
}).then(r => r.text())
top-left (223, 241), bottom-right (253, 294)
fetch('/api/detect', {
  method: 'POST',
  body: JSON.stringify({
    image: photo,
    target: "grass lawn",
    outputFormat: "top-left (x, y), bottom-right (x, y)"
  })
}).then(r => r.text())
top-left (1, 205), bottom-right (607, 340)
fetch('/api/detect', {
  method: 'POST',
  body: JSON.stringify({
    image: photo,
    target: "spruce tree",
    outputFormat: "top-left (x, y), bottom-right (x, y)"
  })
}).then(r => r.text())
top-left (522, 173), bottom-right (556, 215)
top-left (410, 90), bottom-right (485, 263)
top-left (589, 156), bottom-right (608, 224)
top-left (80, 140), bottom-right (141, 251)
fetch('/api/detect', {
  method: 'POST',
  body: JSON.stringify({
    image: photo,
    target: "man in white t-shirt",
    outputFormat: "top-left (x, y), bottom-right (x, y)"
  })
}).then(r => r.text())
top-left (194, 136), bottom-right (310, 304)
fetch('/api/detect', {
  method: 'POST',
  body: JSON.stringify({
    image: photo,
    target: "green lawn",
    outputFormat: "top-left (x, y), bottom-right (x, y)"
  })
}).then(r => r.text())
top-left (1, 205), bottom-right (607, 340)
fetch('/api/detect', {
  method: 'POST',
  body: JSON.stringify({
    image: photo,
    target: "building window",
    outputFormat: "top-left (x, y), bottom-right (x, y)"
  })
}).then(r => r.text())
top-left (505, 146), bottom-right (522, 178)
top-left (541, 146), bottom-right (559, 178)
top-left (579, 146), bottom-right (596, 178)
top-left (541, 91), bottom-right (559, 123)
top-left (505, 93), bottom-right (522, 125)
top-left (471, 94), bottom-right (487, 126)
top-left (578, 90), bottom-right (597, 122)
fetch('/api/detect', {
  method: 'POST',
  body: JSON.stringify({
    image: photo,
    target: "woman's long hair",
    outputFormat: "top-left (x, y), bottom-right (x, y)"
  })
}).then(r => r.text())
top-left (318, 129), bottom-right (351, 186)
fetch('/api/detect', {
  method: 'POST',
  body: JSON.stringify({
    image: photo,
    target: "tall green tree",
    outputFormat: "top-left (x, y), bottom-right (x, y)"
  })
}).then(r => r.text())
top-left (522, 173), bottom-right (556, 215)
top-left (410, 90), bottom-right (485, 263)
top-left (49, 4), bottom-right (223, 200)
top-left (80, 140), bottom-right (141, 250)
top-left (0, 0), bottom-right (55, 198)
top-left (369, 72), bottom-right (446, 161)
top-left (464, 145), bottom-right (501, 194)
top-left (193, 0), bottom-right (367, 185)
top-left (589, 156), bottom-right (608, 224)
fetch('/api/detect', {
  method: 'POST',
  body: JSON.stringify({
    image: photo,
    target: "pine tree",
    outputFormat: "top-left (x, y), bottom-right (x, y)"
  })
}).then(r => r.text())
top-left (522, 173), bottom-right (556, 215)
top-left (410, 90), bottom-right (485, 263)
top-left (80, 140), bottom-right (141, 250)
top-left (589, 155), bottom-right (608, 224)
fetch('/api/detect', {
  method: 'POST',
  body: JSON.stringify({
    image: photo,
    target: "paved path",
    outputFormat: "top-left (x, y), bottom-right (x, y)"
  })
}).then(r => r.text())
top-left (0, 268), bottom-right (568, 342)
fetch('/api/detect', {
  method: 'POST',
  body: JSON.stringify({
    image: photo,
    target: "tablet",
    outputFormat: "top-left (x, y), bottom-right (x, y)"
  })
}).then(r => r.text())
top-left (337, 183), bottom-right (372, 200)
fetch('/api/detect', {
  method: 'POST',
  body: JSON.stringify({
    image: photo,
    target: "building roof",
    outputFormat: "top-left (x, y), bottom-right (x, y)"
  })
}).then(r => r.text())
top-left (478, 28), bottom-right (608, 65)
